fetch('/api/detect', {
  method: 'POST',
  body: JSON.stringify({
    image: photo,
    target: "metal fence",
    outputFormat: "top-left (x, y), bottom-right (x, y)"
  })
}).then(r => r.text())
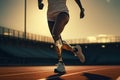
top-left (1, 26), bottom-right (120, 44)
top-left (0, 26), bottom-right (53, 43)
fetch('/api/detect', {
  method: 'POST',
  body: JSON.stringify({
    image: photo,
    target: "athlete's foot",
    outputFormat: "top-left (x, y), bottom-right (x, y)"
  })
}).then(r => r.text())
top-left (54, 61), bottom-right (66, 74)
top-left (73, 45), bottom-right (85, 63)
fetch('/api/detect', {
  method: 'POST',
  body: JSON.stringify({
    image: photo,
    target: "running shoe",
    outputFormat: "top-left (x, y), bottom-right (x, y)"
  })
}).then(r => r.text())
top-left (54, 61), bottom-right (66, 74)
top-left (74, 45), bottom-right (85, 63)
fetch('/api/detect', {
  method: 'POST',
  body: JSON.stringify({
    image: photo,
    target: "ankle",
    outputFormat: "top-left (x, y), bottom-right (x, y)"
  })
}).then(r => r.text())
top-left (59, 61), bottom-right (64, 63)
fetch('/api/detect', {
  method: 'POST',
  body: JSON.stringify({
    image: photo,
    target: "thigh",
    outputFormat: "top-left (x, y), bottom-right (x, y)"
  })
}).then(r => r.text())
top-left (52, 12), bottom-right (69, 36)
top-left (55, 12), bottom-right (69, 26)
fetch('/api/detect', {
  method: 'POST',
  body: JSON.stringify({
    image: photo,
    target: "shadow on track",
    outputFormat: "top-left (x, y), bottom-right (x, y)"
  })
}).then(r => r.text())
top-left (46, 73), bottom-right (65, 80)
top-left (83, 73), bottom-right (111, 80)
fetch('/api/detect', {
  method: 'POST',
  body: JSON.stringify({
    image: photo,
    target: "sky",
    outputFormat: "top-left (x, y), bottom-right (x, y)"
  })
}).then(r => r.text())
top-left (0, 0), bottom-right (120, 39)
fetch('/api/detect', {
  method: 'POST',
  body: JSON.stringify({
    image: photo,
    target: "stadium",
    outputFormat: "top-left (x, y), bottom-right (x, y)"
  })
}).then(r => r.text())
top-left (0, 0), bottom-right (120, 79)
top-left (0, 26), bottom-right (120, 66)
top-left (0, 26), bottom-right (120, 80)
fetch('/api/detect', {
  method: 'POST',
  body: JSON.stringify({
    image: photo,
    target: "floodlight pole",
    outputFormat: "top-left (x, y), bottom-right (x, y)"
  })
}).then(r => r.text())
top-left (24, 0), bottom-right (27, 39)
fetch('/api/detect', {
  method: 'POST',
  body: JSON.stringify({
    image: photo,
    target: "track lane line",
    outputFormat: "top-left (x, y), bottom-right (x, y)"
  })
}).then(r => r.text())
top-left (38, 67), bottom-right (115, 80)
top-left (0, 70), bottom-right (51, 77)
top-left (0, 67), bottom-right (72, 77)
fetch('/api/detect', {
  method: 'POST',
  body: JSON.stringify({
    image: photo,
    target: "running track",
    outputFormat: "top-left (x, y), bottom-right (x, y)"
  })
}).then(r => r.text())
top-left (0, 66), bottom-right (120, 80)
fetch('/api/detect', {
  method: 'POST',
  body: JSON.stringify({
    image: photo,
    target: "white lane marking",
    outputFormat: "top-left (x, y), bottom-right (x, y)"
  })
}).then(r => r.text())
top-left (38, 67), bottom-right (114, 80)
top-left (0, 70), bottom-right (50, 77)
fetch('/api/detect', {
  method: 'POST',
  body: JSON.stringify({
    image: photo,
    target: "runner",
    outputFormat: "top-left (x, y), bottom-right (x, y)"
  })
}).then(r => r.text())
top-left (38, 0), bottom-right (85, 73)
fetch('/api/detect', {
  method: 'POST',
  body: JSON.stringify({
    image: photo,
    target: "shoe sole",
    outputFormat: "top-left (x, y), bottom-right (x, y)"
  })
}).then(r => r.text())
top-left (54, 69), bottom-right (66, 74)
top-left (75, 45), bottom-right (85, 63)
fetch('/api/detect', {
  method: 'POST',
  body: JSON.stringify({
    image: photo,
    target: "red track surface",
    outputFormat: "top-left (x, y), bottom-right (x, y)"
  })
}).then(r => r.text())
top-left (0, 66), bottom-right (120, 80)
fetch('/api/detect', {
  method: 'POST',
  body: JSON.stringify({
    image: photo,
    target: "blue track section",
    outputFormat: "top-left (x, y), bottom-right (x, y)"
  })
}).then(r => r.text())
top-left (0, 35), bottom-right (120, 66)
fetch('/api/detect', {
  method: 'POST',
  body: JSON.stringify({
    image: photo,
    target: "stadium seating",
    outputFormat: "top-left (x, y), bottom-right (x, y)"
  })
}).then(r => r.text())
top-left (0, 35), bottom-right (120, 66)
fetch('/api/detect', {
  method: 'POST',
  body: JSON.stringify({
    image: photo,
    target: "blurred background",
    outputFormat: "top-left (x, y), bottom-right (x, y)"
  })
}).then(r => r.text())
top-left (0, 0), bottom-right (120, 66)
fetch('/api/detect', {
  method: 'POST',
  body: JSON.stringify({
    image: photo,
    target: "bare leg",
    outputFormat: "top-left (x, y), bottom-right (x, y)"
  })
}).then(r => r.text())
top-left (53, 12), bottom-right (69, 61)
top-left (62, 40), bottom-right (74, 52)
top-left (62, 40), bottom-right (78, 56)
top-left (48, 12), bottom-right (69, 62)
top-left (52, 12), bottom-right (69, 42)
